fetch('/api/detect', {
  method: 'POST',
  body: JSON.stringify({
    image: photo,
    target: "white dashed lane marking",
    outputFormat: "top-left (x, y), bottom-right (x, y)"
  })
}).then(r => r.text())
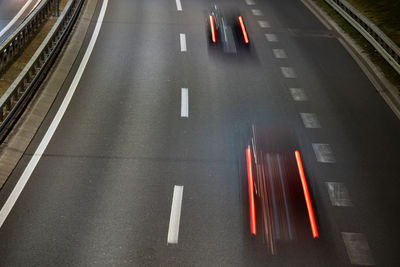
top-left (300, 113), bottom-right (321, 128)
top-left (244, 0), bottom-right (255, 5)
top-left (251, 9), bottom-right (263, 16)
top-left (180, 33), bottom-right (187, 52)
top-left (167, 185), bottom-right (184, 244)
top-left (258, 20), bottom-right (270, 28)
top-left (273, 49), bottom-right (287, 59)
top-left (290, 88), bottom-right (308, 101)
top-left (342, 232), bottom-right (375, 265)
top-left (280, 67), bottom-right (297, 78)
top-left (181, 88), bottom-right (189, 117)
top-left (326, 182), bottom-right (353, 207)
top-left (312, 143), bottom-right (336, 163)
top-left (265, 33), bottom-right (278, 42)
top-left (175, 0), bottom-right (182, 11)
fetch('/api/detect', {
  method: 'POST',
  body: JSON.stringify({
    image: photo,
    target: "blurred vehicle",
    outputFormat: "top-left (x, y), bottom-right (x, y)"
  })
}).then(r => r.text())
top-left (245, 125), bottom-right (318, 254)
top-left (207, 4), bottom-right (250, 53)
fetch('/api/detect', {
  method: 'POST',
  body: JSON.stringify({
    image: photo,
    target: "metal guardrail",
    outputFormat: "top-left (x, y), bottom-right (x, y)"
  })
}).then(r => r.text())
top-left (324, 0), bottom-right (400, 76)
top-left (0, 0), bottom-right (53, 74)
top-left (0, 0), bottom-right (84, 140)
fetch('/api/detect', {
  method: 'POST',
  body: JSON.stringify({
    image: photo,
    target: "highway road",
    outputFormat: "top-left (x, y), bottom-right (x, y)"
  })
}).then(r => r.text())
top-left (0, 0), bottom-right (399, 265)
top-left (0, 0), bottom-right (42, 42)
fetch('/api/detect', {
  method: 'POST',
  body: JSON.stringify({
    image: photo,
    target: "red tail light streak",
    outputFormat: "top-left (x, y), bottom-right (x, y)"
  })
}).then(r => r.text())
top-left (246, 146), bottom-right (256, 235)
top-left (294, 150), bottom-right (319, 238)
top-left (209, 15), bottom-right (216, 43)
top-left (238, 16), bottom-right (249, 44)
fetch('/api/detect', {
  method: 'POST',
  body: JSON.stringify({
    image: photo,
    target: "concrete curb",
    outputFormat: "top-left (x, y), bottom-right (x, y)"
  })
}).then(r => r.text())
top-left (0, 0), bottom-right (99, 189)
top-left (301, 0), bottom-right (400, 120)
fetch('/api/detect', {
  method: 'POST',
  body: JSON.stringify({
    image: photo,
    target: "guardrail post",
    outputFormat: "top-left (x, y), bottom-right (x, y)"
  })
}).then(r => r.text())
top-left (53, 0), bottom-right (60, 17)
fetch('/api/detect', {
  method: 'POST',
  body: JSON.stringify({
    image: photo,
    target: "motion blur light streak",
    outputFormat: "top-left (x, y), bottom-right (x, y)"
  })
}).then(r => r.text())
top-left (238, 16), bottom-right (249, 44)
top-left (246, 146), bottom-right (257, 235)
top-left (277, 155), bottom-right (294, 240)
top-left (209, 15), bottom-right (216, 43)
top-left (266, 154), bottom-right (281, 239)
top-left (294, 150), bottom-right (319, 238)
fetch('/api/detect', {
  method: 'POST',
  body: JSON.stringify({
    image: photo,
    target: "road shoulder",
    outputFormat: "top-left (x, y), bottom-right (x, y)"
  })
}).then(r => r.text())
top-left (301, 0), bottom-right (400, 119)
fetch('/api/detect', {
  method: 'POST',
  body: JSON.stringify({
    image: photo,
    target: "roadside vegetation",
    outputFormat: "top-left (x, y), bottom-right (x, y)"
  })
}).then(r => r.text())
top-left (312, 0), bottom-right (400, 93)
top-left (346, 0), bottom-right (400, 46)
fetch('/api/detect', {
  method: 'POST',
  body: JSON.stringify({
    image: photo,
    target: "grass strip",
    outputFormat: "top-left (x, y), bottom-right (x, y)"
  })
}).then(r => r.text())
top-left (346, 0), bottom-right (400, 46)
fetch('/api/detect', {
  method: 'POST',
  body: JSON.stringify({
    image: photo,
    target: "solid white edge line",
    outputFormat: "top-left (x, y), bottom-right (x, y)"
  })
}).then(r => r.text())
top-left (167, 185), bottom-right (184, 244)
top-left (180, 33), bottom-right (187, 52)
top-left (0, 0), bottom-right (36, 38)
top-left (0, 0), bottom-right (109, 228)
top-left (175, 0), bottom-right (182, 11)
top-left (181, 88), bottom-right (188, 117)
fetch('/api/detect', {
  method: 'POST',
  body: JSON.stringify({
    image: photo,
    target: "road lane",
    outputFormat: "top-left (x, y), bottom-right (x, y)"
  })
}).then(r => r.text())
top-left (0, 0), bottom-right (399, 265)
top-left (250, 0), bottom-right (400, 265)
top-left (0, 0), bottom-right (183, 265)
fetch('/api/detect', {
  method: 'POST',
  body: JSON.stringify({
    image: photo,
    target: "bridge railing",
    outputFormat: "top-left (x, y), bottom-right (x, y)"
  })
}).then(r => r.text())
top-left (0, 0), bottom-right (53, 74)
top-left (0, 0), bottom-right (84, 140)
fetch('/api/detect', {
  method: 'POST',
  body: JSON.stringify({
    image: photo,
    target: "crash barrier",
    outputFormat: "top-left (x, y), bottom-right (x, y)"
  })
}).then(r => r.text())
top-left (0, 0), bottom-right (53, 74)
top-left (0, 0), bottom-right (84, 140)
top-left (324, 0), bottom-right (400, 76)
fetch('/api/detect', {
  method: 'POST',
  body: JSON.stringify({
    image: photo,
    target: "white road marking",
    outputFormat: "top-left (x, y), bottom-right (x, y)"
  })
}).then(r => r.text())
top-left (181, 88), bottom-right (188, 117)
top-left (0, 0), bottom-right (36, 38)
top-left (175, 0), bottom-right (182, 11)
top-left (280, 67), bottom-right (297, 78)
top-left (326, 182), bottom-right (353, 207)
top-left (272, 49), bottom-right (287, 59)
top-left (290, 88), bottom-right (308, 101)
top-left (244, 0), bottom-right (255, 5)
top-left (342, 232), bottom-right (375, 265)
top-left (312, 143), bottom-right (336, 163)
top-left (265, 33), bottom-right (277, 42)
top-left (258, 20), bottom-right (270, 28)
top-left (180, 33), bottom-right (187, 52)
top-left (0, 0), bottom-right (109, 228)
top-left (168, 185), bottom-right (184, 244)
top-left (251, 9), bottom-right (262, 16)
top-left (300, 113), bottom-right (321, 128)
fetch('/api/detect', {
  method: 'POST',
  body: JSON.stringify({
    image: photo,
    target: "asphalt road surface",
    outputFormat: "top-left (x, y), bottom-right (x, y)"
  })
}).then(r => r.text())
top-left (0, 0), bottom-right (399, 265)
